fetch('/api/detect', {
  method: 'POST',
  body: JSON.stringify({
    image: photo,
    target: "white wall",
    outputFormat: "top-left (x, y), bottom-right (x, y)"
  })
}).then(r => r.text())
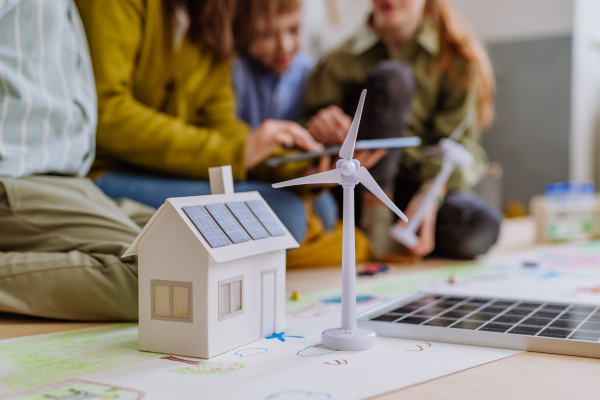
top-left (302, 0), bottom-right (371, 56)
top-left (570, 0), bottom-right (600, 182)
top-left (453, 0), bottom-right (600, 187)
top-left (451, 0), bottom-right (573, 43)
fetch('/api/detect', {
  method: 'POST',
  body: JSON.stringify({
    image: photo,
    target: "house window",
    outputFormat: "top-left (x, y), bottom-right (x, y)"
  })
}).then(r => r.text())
top-left (151, 280), bottom-right (193, 323)
top-left (218, 275), bottom-right (244, 321)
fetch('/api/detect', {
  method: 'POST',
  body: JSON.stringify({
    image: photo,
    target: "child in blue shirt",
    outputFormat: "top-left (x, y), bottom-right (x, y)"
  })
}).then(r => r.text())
top-left (233, 0), bottom-right (339, 231)
top-left (234, 53), bottom-right (314, 128)
top-left (233, 0), bottom-right (313, 128)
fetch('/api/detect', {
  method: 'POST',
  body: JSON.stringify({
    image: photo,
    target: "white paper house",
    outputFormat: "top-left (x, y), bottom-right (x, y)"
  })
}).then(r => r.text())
top-left (123, 166), bottom-right (299, 359)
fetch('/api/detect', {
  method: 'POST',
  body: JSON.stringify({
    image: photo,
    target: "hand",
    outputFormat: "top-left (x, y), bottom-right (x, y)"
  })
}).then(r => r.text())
top-left (302, 148), bottom-right (388, 188)
top-left (353, 149), bottom-right (387, 170)
top-left (396, 189), bottom-right (440, 258)
top-left (244, 119), bottom-right (323, 170)
top-left (307, 105), bottom-right (352, 145)
top-left (304, 155), bottom-right (338, 188)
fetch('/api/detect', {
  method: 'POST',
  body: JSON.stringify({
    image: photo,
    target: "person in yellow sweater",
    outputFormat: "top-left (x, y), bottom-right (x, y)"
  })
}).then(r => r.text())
top-left (75, 0), bottom-right (332, 244)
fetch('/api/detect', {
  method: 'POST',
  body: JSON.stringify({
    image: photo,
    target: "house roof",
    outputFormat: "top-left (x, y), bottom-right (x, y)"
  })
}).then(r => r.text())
top-left (123, 191), bottom-right (299, 263)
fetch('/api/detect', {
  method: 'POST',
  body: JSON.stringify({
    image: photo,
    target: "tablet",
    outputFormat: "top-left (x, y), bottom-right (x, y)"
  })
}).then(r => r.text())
top-left (266, 137), bottom-right (422, 167)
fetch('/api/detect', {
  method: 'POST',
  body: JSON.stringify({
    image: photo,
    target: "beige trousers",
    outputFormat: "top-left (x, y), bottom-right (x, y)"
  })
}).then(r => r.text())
top-left (0, 176), bottom-right (155, 321)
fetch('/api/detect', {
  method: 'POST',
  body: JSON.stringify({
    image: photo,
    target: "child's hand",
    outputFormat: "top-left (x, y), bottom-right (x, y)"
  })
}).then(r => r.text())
top-left (396, 186), bottom-right (441, 258)
top-left (303, 148), bottom-right (387, 188)
top-left (307, 106), bottom-right (352, 145)
top-left (305, 155), bottom-right (338, 187)
top-left (244, 120), bottom-right (323, 170)
top-left (353, 149), bottom-right (387, 170)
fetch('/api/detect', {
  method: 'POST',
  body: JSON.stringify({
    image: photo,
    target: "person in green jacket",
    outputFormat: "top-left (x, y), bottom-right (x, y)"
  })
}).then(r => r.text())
top-left (75, 0), bottom-right (331, 244)
top-left (303, 0), bottom-right (502, 260)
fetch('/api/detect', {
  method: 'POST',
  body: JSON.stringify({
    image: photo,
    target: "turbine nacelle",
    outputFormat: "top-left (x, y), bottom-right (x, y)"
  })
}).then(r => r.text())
top-left (339, 159), bottom-right (359, 176)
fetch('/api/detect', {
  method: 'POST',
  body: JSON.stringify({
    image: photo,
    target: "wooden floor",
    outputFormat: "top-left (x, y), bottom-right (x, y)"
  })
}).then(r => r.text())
top-left (2, 217), bottom-right (599, 399)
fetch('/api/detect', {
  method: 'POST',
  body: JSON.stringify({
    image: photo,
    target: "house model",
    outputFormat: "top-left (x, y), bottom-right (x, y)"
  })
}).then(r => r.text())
top-left (123, 166), bottom-right (299, 359)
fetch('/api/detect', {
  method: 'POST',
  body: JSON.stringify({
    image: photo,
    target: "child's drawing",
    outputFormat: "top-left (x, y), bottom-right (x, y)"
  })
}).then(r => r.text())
top-left (265, 332), bottom-right (304, 342)
top-left (323, 359), bottom-right (348, 365)
top-left (320, 295), bottom-right (375, 304)
top-left (159, 356), bottom-right (205, 365)
top-left (42, 389), bottom-right (115, 400)
top-left (406, 343), bottom-right (432, 352)
top-left (578, 285), bottom-right (600, 294)
top-left (296, 345), bottom-right (338, 358)
top-left (0, 324), bottom-right (162, 390)
top-left (169, 361), bottom-right (244, 375)
top-left (5, 379), bottom-right (144, 400)
top-left (263, 390), bottom-right (332, 400)
top-left (235, 348), bottom-right (268, 357)
top-left (288, 303), bottom-right (333, 318)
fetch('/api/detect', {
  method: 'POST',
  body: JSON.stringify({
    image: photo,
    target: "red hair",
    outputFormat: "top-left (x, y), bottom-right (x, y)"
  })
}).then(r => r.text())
top-left (425, 0), bottom-right (495, 130)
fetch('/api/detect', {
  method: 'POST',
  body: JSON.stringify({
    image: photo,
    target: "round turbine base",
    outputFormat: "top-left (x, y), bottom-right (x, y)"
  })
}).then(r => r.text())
top-left (390, 226), bottom-right (419, 248)
top-left (321, 328), bottom-right (377, 351)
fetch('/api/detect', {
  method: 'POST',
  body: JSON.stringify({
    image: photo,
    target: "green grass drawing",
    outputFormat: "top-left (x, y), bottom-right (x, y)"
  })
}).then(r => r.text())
top-left (0, 324), bottom-right (163, 390)
top-left (169, 361), bottom-right (244, 375)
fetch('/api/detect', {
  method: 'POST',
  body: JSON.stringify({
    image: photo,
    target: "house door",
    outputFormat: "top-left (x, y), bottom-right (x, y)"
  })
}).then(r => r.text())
top-left (261, 271), bottom-right (276, 337)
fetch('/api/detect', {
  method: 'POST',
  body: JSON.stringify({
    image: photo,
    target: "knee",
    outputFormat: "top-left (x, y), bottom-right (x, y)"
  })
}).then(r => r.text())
top-left (366, 61), bottom-right (415, 103)
top-left (435, 193), bottom-right (502, 259)
top-left (461, 204), bottom-right (502, 258)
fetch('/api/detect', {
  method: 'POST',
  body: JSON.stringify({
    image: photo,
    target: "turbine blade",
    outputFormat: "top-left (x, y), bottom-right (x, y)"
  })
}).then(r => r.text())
top-left (352, 167), bottom-right (408, 222)
top-left (449, 109), bottom-right (476, 142)
top-left (272, 169), bottom-right (343, 188)
top-left (339, 89), bottom-right (366, 160)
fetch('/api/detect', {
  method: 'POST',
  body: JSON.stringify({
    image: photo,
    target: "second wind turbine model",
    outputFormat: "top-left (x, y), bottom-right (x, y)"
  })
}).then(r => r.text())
top-left (272, 90), bottom-right (408, 351)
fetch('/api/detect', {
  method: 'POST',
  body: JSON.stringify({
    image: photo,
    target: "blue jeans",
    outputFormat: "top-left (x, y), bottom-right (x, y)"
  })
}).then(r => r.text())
top-left (95, 171), bottom-right (338, 243)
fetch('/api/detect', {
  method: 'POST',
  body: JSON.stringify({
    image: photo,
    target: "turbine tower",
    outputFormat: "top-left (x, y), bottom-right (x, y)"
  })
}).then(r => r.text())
top-left (272, 90), bottom-right (408, 351)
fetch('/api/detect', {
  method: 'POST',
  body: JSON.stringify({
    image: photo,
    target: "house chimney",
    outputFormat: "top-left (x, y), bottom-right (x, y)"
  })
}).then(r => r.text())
top-left (209, 165), bottom-right (235, 195)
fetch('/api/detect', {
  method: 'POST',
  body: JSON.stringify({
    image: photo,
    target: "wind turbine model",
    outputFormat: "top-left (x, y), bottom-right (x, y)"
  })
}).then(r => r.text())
top-left (390, 111), bottom-right (475, 249)
top-left (272, 90), bottom-right (408, 351)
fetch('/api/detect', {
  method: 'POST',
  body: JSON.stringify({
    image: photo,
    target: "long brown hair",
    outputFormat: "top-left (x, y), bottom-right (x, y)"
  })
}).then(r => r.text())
top-left (425, 0), bottom-right (495, 130)
top-left (233, 0), bottom-right (302, 56)
top-left (165, 0), bottom-right (238, 59)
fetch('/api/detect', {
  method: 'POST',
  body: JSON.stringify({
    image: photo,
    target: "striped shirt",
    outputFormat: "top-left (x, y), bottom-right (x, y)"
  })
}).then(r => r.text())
top-left (0, 0), bottom-right (97, 178)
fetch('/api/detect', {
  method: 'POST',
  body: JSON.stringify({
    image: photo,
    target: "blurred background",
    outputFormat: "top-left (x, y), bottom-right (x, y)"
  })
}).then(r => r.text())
top-left (301, 0), bottom-right (600, 217)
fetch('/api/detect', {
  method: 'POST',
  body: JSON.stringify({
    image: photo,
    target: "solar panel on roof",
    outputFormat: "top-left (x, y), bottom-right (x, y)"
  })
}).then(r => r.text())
top-left (358, 292), bottom-right (600, 358)
top-left (182, 205), bottom-right (232, 248)
top-left (205, 203), bottom-right (251, 244)
top-left (245, 200), bottom-right (286, 237)
top-left (225, 201), bottom-right (269, 240)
